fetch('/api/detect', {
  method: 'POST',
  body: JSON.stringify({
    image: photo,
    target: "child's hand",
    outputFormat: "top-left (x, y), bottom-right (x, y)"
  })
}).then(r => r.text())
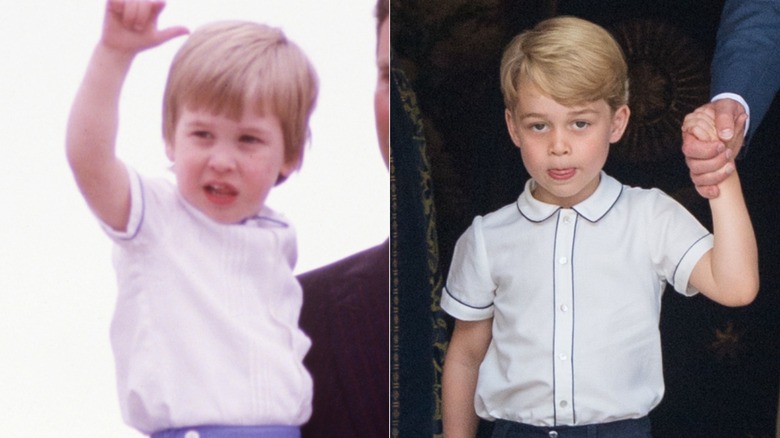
top-left (101, 0), bottom-right (188, 55)
top-left (683, 105), bottom-right (748, 158)
top-left (682, 106), bottom-right (719, 142)
top-left (682, 105), bottom-right (748, 196)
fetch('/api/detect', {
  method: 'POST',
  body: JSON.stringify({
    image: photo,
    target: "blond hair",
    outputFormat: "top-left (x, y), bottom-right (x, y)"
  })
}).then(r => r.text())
top-left (163, 21), bottom-right (319, 169)
top-left (500, 16), bottom-right (628, 112)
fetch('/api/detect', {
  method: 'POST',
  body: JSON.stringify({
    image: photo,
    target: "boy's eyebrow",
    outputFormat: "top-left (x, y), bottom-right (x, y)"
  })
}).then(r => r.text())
top-left (516, 111), bottom-right (546, 120)
top-left (568, 108), bottom-right (600, 116)
top-left (517, 108), bottom-right (600, 119)
top-left (180, 118), bottom-right (211, 127)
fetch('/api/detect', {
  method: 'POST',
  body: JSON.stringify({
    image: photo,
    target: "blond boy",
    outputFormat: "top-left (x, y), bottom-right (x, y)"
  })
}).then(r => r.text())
top-left (66, 1), bottom-right (317, 436)
top-left (441, 16), bottom-right (758, 437)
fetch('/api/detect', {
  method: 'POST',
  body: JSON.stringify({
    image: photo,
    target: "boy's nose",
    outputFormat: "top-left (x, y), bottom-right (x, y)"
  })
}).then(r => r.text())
top-left (549, 131), bottom-right (571, 155)
top-left (208, 146), bottom-right (237, 172)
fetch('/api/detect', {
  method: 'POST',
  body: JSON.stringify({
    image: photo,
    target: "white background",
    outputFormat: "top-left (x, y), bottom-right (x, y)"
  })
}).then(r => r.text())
top-left (0, 1), bottom-right (388, 435)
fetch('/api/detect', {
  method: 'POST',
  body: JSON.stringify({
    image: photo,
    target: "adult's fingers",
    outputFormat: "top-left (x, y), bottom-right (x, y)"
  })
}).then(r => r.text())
top-left (694, 184), bottom-right (720, 200)
top-left (712, 98), bottom-right (746, 142)
top-left (681, 133), bottom-right (724, 160)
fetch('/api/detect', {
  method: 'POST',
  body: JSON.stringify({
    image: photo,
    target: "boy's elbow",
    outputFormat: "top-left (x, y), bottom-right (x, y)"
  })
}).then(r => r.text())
top-left (65, 134), bottom-right (87, 172)
top-left (722, 277), bottom-right (760, 307)
top-left (742, 279), bottom-right (760, 306)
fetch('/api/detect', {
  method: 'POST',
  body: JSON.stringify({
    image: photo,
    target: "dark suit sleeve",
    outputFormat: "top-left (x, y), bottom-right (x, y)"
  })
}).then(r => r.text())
top-left (298, 242), bottom-right (389, 438)
top-left (711, 0), bottom-right (780, 141)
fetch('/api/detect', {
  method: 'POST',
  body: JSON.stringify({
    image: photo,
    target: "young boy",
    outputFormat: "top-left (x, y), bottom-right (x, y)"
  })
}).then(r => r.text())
top-left (441, 16), bottom-right (758, 437)
top-left (66, 1), bottom-right (318, 436)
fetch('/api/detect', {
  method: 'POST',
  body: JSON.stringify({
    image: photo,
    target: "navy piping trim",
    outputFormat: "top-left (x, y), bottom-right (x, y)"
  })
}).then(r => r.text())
top-left (117, 175), bottom-right (145, 241)
top-left (242, 215), bottom-right (290, 227)
top-left (442, 285), bottom-right (494, 310)
top-left (552, 211), bottom-right (559, 425)
top-left (672, 233), bottom-right (712, 285)
top-left (516, 199), bottom-right (560, 223)
top-left (571, 184), bottom-right (624, 223)
top-left (570, 214), bottom-right (578, 425)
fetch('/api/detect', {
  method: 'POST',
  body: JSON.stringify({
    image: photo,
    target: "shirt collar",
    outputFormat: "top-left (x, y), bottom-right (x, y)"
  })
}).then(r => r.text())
top-left (177, 193), bottom-right (289, 228)
top-left (516, 171), bottom-right (623, 223)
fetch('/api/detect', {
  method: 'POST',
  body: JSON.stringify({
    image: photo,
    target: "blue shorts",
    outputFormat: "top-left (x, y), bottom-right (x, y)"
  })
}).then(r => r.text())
top-left (151, 425), bottom-right (300, 438)
top-left (491, 417), bottom-right (651, 438)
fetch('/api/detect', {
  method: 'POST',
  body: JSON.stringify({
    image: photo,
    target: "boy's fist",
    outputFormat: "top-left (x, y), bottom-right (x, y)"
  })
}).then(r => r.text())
top-left (102, 0), bottom-right (188, 53)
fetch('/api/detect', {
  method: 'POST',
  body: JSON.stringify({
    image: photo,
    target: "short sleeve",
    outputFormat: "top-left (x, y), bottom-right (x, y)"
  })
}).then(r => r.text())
top-left (673, 234), bottom-right (714, 296)
top-left (100, 166), bottom-right (145, 241)
top-left (645, 189), bottom-right (714, 296)
top-left (441, 216), bottom-right (496, 321)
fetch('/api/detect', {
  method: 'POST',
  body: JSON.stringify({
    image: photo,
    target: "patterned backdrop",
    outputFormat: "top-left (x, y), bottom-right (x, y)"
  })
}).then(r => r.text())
top-left (391, 0), bottom-right (780, 437)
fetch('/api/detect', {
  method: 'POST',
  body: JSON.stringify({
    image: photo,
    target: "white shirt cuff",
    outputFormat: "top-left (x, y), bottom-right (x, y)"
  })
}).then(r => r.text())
top-left (711, 92), bottom-right (750, 137)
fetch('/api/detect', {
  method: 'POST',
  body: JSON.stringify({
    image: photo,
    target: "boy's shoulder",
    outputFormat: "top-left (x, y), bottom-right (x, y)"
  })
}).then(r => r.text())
top-left (617, 183), bottom-right (678, 207)
top-left (477, 198), bottom-right (526, 228)
top-left (606, 181), bottom-right (696, 229)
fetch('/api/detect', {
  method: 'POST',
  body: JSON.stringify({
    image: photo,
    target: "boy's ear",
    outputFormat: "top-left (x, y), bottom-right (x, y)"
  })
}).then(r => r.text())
top-left (505, 108), bottom-right (523, 148)
top-left (165, 142), bottom-right (175, 162)
top-left (609, 105), bottom-right (631, 143)
top-left (275, 158), bottom-right (299, 186)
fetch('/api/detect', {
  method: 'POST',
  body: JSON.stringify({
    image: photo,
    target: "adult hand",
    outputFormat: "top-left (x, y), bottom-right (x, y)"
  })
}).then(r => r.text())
top-left (681, 99), bottom-right (747, 199)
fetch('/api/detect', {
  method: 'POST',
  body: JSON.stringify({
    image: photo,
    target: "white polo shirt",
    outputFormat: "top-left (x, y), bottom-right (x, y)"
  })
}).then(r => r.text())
top-left (102, 170), bottom-right (312, 434)
top-left (442, 172), bottom-right (713, 427)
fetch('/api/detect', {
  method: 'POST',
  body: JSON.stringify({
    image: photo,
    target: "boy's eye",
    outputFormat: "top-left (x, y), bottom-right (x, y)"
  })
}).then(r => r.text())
top-left (573, 121), bottom-right (590, 129)
top-left (192, 130), bottom-right (213, 139)
top-left (239, 135), bottom-right (263, 144)
top-left (529, 123), bottom-right (547, 132)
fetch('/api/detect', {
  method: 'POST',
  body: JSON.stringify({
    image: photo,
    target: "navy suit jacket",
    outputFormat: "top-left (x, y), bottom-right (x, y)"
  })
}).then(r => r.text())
top-left (298, 241), bottom-right (389, 438)
top-left (711, 0), bottom-right (780, 142)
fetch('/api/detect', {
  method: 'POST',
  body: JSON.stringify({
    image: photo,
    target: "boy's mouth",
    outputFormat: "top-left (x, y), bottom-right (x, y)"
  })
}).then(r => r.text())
top-left (548, 168), bottom-right (576, 180)
top-left (204, 183), bottom-right (238, 204)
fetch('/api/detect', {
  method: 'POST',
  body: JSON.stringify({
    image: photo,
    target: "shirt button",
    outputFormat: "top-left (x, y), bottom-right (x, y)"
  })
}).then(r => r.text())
top-left (560, 304), bottom-right (569, 312)
top-left (549, 432), bottom-right (559, 438)
top-left (559, 354), bottom-right (567, 361)
top-left (560, 400), bottom-right (568, 408)
top-left (559, 256), bottom-right (567, 264)
top-left (563, 215), bottom-right (571, 224)
top-left (184, 431), bottom-right (200, 438)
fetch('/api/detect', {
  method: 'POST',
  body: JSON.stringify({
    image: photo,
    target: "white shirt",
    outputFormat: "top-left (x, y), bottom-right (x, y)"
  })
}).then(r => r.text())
top-left (441, 173), bottom-right (713, 427)
top-left (102, 170), bottom-right (312, 434)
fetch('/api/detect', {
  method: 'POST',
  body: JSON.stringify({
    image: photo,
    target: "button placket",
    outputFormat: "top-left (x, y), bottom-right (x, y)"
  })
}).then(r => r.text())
top-left (552, 210), bottom-right (575, 424)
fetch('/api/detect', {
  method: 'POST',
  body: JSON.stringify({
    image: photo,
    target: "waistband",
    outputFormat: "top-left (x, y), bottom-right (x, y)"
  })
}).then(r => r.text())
top-left (151, 425), bottom-right (300, 438)
top-left (492, 416), bottom-right (651, 438)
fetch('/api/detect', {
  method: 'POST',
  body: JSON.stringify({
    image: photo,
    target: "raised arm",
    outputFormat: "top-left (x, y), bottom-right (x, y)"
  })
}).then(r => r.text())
top-left (684, 109), bottom-right (759, 306)
top-left (442, 318), bottom-right (492, 438)
top-left (66, 0), bottom-right (187, 231)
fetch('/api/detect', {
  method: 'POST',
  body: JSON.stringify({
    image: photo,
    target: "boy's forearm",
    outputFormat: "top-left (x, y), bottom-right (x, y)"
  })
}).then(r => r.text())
top-left (707, 170), bottom-right (760, 305)
top-left (442, 360), bottom-right (481, 438)
top-left (442, 318), bottom-right (492, 438)
top-left (66, 44), bottom-right (134, 168)
top-left (66, 44), bottom-right (135, 231)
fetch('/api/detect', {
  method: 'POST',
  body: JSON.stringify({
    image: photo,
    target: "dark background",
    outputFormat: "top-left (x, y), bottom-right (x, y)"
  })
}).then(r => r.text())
top-left (392, 1), bottom-right (780, 436)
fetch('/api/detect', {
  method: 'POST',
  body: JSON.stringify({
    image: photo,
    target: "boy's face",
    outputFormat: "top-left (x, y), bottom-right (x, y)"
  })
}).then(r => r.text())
top-left (374, 17), bottom-right (390, 168)
top-left (166, 107), bottom-right (294, 224)
top-left (505, 81), bottom-right (629, 207)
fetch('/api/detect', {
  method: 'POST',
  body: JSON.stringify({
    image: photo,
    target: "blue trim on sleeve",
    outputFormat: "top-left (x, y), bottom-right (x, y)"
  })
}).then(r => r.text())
top-left (442, 285), bottom-right (494, 310)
